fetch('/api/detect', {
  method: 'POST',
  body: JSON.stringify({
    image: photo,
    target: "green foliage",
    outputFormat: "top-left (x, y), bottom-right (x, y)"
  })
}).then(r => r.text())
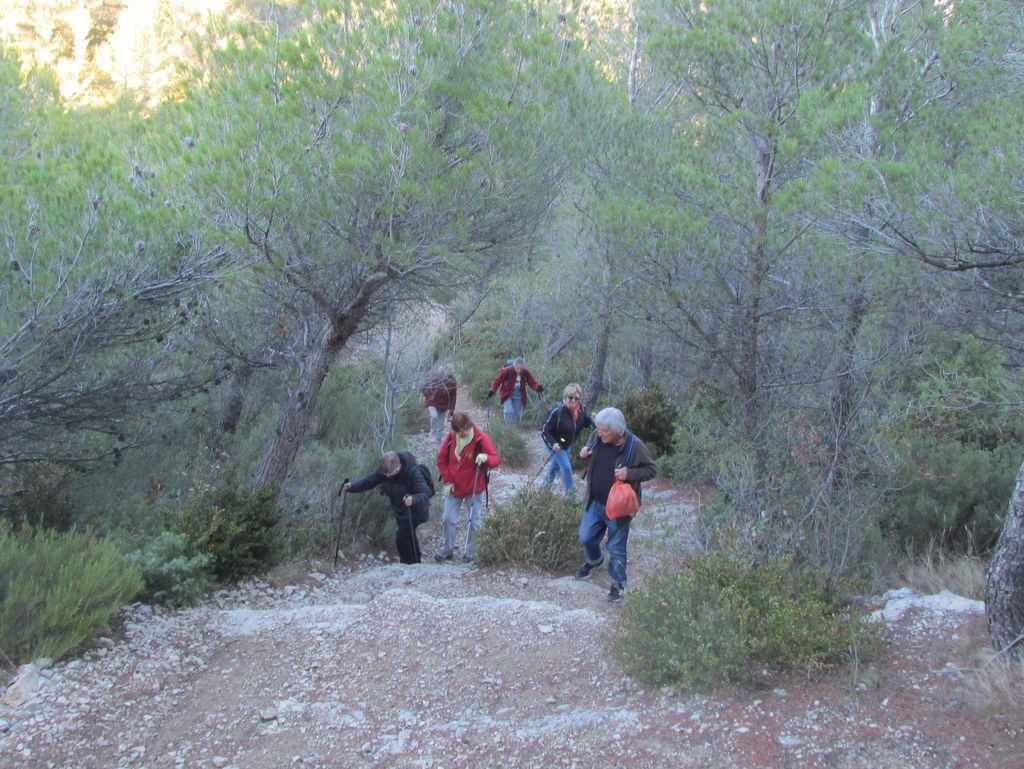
top-left (486, 420), bottom-right (530, 469)
top-left (0, 527), bottom-right (142, 662)
top-left (124, 531), bottom-right (212, 607)
top-left (884, 438), bottom-right (1018, 554)
top-left (614, 554), bottom-right (878, 691)
top-left (616, 380), bottom-right (678, 457)
top-left (172, 483), bottom-right (281, 582)
top-left (314, 363), bottom-right (389, 448)
top-left (0, 463), bottom-right (76, 532)
top-left (883, 334), bottom-right (1024, 554)
top-left (476, 486), bottom-right (580, 571)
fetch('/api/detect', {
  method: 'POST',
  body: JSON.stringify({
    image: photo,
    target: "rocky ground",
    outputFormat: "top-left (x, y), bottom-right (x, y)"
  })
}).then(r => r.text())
top-left (2, 395), bottom-right (1022, 769)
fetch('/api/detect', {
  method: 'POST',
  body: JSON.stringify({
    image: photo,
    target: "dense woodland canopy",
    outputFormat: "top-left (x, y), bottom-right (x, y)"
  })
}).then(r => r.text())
top-left (3, 0), bottom-right (1024, 654)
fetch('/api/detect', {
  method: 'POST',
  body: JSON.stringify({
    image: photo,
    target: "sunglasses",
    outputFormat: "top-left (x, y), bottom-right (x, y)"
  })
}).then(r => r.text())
top-left (564, 395), bottom-right (580, 401)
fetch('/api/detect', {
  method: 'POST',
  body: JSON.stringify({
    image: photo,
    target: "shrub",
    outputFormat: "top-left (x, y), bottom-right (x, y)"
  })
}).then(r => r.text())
top-left (616, 380), bottom-right (678, 457)
top-left (613, 554), bottom-right (878, 691)
top-left (476, 485), bottom-right (580, 571)
top-left (125, 530), bottom-right (213, 607)
top-left (0, 463), bottom-right (76, 532)
top-left (884, 437), bottom-right (1018, 554)
top-left (0, 527), bottom-right (142, 662)
top-left (487, 419), bottom-right (530, 469)
top-left (172, 483), bottom-right (281, 582)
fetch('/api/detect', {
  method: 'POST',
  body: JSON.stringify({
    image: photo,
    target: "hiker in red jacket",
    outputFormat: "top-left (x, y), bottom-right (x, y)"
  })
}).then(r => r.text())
top-left (487, 357), bottom-right (544, 426)
top-left (421, 369), bottom-right (457, 445)
top-left (434, 411), bottom-right (501, 562)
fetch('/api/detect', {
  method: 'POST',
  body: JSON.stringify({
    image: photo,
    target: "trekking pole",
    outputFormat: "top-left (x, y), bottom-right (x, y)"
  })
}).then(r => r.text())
top-left (406, 505), bottom-right (421, 564)
top-left (467, 462), bottom-right (481, 558)
top-left (333, 480), bottom-right (349, 567)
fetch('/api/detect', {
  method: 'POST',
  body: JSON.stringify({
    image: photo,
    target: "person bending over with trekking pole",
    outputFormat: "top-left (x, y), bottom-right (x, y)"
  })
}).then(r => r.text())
top-left (540, 382), bottom-right (595, 494)
top-left (575, 407), bottom-right (657, 603)
top-left (435, 411), bottom-right (501, 563)
top-left (487, 357), bottom-right (544, 427)
top-left (343, 450), bottom-right (432, 565)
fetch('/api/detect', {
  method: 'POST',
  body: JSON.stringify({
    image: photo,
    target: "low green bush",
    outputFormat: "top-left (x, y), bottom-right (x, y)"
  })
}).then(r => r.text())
top-left (476, 485), bottom-right (580, 571)
top-left (125, 530), bottom-right (213, 607)
top-left (486, 419), bottom-right (530, 469)
top-left (172, 483), bottom-right (281, 582)
top-left (613, 554), bottom-right (878, 691)
top-left (0, 527), bottom-right (142, 662)
top-left (616, 380), bottom-right (678, 457)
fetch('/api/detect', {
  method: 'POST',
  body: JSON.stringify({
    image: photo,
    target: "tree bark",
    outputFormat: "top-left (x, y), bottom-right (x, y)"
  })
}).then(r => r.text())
top-left (251, 321), bottom-right (343, 492)
top-left (986, 457), bottom-right (1024, 656)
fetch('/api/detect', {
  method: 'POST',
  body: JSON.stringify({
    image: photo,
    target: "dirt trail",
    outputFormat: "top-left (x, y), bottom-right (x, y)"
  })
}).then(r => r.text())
top-left (1, 393), bottom-right (1021, 769)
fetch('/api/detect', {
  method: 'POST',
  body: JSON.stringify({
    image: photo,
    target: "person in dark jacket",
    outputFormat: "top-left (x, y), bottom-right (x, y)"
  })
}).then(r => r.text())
top-left (421, 369), bottom-right (457, 445)
top-left (343, 450), bottom-right (431, 564)
top-left (487, 357), bottom-right (543, 426)
top-left (540, 382), bottom-right (595, 493)
top-left (574, 407), bottom-right (657, 602)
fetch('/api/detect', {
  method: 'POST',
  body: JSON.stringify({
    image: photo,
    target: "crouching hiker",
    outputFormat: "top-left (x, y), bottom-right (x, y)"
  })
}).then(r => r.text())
top-left (575, 407), bottom-right (657, 602)
top-left (435, 411), bottom-right (501, 563)
top-left (343, 450), bottom-right (432, 564)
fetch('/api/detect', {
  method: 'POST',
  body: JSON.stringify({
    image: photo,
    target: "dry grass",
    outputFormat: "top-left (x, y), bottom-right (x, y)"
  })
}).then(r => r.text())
top-left (959, 651), bottom-right (1024, 717)
top-left (899, 544), bottom-right (988, 601)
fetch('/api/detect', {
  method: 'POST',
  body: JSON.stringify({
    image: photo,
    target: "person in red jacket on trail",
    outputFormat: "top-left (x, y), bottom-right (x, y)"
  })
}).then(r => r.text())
top-left (434, 411), bottom-right (501, 562)
top-left (421, 369), bottom-right (457, 445)
top-left (487, 357), bottom-right (544, 426)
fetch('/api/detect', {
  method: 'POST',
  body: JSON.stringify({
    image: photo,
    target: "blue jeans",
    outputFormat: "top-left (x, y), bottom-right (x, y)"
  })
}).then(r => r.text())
top-left (502, 394), bottom-right (524, 425)
top-left (440, 493), bottom-right (484, 558)
top-left (579, 500), bottom-right (630, 585)
top-left (543, 446), bottom-right (574, 491)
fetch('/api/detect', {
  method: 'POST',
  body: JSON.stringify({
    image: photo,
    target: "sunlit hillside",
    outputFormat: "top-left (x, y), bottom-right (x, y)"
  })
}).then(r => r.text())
top-left (0, 0), bottom-right (250, 107)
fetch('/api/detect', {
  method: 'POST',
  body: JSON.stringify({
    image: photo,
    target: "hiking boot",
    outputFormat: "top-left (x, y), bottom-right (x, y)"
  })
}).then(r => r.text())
top-left (607, 582), bottom-right (625, 603)
top-left (433, 549), bottom-right (454, 563)
top-left (574, 558), bottom-right (604, 580)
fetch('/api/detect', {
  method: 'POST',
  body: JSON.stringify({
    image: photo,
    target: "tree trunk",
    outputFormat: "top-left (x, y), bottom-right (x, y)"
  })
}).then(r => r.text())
top-left (986, 457), bottom-right (1024, 656)
top-left (584, 256), bottom-right (614, 407)
top-left (251, 321), bottom-right (342, 492)
top-left (218, 365), bottom-right (254, 433)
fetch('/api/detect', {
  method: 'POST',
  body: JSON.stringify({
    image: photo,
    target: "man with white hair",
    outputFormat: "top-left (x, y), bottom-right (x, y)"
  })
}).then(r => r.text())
top-left (576, 406), bottom-right (657, 602)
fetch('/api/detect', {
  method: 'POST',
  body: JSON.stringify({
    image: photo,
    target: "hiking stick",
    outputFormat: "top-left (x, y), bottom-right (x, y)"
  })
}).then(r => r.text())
top-left (467, 462), bottom-right (482, 557)
top-left (333, 480), bottom-right (349, 567)
top-left (405, 505), bottom-right (421, 564)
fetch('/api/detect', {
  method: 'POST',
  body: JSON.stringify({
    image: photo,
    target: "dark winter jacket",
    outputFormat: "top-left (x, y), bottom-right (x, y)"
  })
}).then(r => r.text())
top-left (347, 450), bottom-right (432, 525)
top-left (489, 366), bottom-right (541, 406)
top-left (541, 403), bottom-right (596, 452)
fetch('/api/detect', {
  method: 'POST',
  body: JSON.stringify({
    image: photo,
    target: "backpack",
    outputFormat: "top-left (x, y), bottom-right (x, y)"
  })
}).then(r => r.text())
top-left (414, 463), bottom-right (435, 497)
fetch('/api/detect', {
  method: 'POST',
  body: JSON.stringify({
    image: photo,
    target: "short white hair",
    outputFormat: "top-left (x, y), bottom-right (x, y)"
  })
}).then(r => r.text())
top-left (594, 407), bottom-right (627, 435)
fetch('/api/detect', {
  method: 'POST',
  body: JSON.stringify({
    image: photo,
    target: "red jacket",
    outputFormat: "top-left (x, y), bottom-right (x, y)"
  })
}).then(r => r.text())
top-left (422, 374), bottom-right (457, 413)
top-left (489, 366), bottom-right (540, 406)
top-left (437, 428), bottom-right (501, 497)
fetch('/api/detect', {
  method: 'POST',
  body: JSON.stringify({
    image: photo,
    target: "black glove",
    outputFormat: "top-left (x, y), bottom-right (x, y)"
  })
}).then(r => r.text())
top-left (536, 385), bottom-right (545, 394)
top-left (487, 389), bottom-right (495, 399)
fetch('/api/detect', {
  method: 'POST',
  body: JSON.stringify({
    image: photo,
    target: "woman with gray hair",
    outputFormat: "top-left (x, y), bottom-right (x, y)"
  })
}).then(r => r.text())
top-left (575, 406), bottom-right (657, 602)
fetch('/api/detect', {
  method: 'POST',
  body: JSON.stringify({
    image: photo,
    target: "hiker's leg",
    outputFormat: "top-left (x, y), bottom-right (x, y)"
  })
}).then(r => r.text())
top-left (440, 495), bottom-right (460, 556)
top-left (541, 447), bottom-right (558, 486)
top-left (395, 515), bottom-right (418, 564)
top-left (551, 449), bottom-right (574, 491)
top-left (427, 406), bottom-right (444, 444)
top-left (605, 516), bottom-right (631, 585)
top-left (578, 500), bottom-right (607, 565)
top-left (465, 493), bottom-right (484, 558)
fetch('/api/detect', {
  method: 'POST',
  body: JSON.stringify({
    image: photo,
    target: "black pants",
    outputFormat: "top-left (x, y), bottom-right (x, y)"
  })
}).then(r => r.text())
top-left (395, 513), bottom-right (423, 564)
